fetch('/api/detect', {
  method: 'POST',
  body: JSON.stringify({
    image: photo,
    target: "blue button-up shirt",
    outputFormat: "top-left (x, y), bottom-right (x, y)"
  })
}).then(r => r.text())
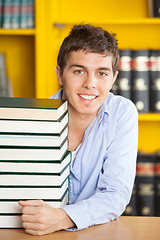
top-left (50, 89), bottom-right (138, 231)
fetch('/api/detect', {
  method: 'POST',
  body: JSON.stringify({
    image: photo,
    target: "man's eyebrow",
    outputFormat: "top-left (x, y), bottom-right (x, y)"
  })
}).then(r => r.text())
top-left (69, 64), bottom-right (85, 69)
top-left (69, 65), bottom-right (112, 72)
top-left (98, 67), bottom-right (111, 72)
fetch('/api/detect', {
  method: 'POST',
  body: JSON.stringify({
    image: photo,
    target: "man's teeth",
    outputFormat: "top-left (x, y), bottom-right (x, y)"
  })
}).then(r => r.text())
top-left (79, 95), bottom-right (96, 100)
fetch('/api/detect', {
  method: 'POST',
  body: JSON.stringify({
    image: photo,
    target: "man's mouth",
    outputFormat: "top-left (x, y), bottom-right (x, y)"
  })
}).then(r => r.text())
top-left (78, 94), bottom-right (97, 100)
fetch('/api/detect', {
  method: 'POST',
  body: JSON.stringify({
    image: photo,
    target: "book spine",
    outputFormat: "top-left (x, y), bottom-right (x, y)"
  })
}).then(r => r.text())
top-left (153, 0), bottom-right (160, 17)
top-left (0, 0), bottom-right (2, 28)
top-left (131, 50), bottom-right (150, 113)
top-left (148, 0), bottom-right (154, 17)
top-left (27, 0), bottom-right (34, 28)
top-left (150, 50), bottom-right (160, 113)
top-left (11, 0), bottom-right (20, 29)
top-left (20, 0), bottom-right (28, 28)
top-left (136, 153), bottom-right (155, 216)
top-left (123, 178), bottom-right (137, 216)
top-left (117, 49), bottom-right (132, 99)
top-left (111, 81), bottom-right (118, 95)
top-left (2, 0), bottom-right (12, 29)
top-left (0, 53), bottom-right (10, 97)
top-left (155, 153), bottom-right (160, 216)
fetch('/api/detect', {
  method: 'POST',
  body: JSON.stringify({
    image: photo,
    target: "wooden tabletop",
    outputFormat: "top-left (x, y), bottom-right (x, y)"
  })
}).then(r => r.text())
top-left (0, 216), bottom-right (160, 240)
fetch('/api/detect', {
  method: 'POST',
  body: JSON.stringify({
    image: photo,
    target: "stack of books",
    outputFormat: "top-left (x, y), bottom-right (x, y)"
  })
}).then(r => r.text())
top-left (0, 97), bottom-right (71, 228)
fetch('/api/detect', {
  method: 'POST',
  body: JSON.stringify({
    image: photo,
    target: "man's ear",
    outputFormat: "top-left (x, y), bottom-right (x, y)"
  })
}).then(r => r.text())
top-left (56, 66), bottom-right (63, 86)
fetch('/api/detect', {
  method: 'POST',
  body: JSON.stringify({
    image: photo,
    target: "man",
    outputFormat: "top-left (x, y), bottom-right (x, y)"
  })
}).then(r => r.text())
top-left (19, 24), bottom-right (138, 235)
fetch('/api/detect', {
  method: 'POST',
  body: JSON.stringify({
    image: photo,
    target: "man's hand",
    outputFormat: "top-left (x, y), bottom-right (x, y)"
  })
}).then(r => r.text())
top-left (18, 200), bottom-right (75, 236)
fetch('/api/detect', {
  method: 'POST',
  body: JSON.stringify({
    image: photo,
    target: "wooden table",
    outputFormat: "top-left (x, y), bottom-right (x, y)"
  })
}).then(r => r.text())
top-left (0, 216), bottom-right (160, 240)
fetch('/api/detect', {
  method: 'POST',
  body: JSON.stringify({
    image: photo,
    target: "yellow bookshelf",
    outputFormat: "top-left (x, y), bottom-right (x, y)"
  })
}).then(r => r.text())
top-left (0, 0), bottom-right (160, 153)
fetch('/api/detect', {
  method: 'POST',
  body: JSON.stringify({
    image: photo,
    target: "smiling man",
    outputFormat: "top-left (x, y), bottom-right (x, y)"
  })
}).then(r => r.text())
top-left (19, 24), bottom-right (138, 235)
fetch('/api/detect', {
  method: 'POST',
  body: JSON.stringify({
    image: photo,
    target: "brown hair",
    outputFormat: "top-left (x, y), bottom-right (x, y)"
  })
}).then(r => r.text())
top-left (57, 24), bottom-right (119, 75)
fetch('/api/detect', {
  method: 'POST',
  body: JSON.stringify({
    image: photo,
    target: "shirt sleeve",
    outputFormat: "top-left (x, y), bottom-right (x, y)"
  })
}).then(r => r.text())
top-left (62, 100), bottom-right (138, 231)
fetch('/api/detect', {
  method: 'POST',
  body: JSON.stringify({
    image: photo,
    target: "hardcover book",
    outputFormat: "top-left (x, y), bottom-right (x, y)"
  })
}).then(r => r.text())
top-left (0, 112), bottom-right (68, 135)
top-left (0, 190), bottom-right (69, 214)
top-left (117, 49), bottom-right (132, 99)
top-left (131, 50), bottom-right (150, 113)
top-left (0, 151), bottom-right (71, 173)
top-left (0, 54), bottom-right (10, 97)
top-left (0, 97), bottom-right (68, 121)
top-left (155, 152), bottom-right (160, 216)
top-left (136, 152), bottom-right (155, 216)
top-left (150, 50), bottom-right (160, 112)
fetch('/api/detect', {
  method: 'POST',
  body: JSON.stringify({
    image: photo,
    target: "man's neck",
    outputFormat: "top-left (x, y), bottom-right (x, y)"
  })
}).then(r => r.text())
top-left (68, 108), bottom-right (98, 152)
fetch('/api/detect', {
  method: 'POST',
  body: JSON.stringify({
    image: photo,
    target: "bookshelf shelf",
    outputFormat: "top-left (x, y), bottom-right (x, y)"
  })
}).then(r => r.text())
top-left (0, 29), bottom-right (36, 36)
top-left (53, 18), bottom-right (160, 26)
top-left (139, 114), bottom-right (160, 121)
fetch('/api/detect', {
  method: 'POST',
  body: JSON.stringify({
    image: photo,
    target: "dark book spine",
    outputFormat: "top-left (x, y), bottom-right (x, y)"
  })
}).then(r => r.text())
top-left (117, 49), bottom-right (132, 99)
top-left (110, 81), bottom-right (118, 95)
top-left (123, 178), bottom-right (137, 216)
top-left (136, 153), bottom-right (156, 216)
top-left (155, 153), bottom-right (160, 216)
top-left (153, 0), bottom-right (160, 17)
top-left (131, 50), bottom-right (150, 113)
top-left (150, 50), bottom-right (160, 113)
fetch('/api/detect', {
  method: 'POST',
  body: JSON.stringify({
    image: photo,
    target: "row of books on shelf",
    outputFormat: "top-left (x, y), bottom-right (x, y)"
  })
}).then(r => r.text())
top-left (0, 0), bottom-right (34, 29)
top-left (124, 151), bottom-right (160, 217)
top-left (112, 49), bottom-right (160, 113)
top-left (0, 97), bottom-right (70, 228)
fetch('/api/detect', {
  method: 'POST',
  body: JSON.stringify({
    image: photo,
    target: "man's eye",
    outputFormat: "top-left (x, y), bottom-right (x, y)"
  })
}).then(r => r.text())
top-left (98, 72), bottom-right (107, 77)
top-left (74, 70), bottom-right (84, 74)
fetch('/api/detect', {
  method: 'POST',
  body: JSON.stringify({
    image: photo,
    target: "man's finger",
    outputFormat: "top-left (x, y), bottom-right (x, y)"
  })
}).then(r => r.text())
top-left (19, 200), bottom-right (44, 207)
top-left (21, 214), bottom-right (39, 224)
top-left (21, 206), bottom-right (41, 215)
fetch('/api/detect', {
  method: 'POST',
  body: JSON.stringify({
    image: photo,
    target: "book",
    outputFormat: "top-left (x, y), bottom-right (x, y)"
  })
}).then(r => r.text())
top-left (0, 127), bottom-right (68, 147)
top-left (0, 177), bottom-right (68, 200)
top-left (0, 151), bottom-right (71, 173)
top-left (0, 190), bottom-right (69, 214)
top-left (11, 0), bottom-right (21, 29)
top-left (0, 0), bottom-right (2, 27)
top-left (0, 54), bottom-right (10, 97)
top-left (111, 81), bottom-right (118, 95)
top-left (117, 49), bottom-right (132, 99)
top-left (0, 138), bottom-right (68, 161)
top-left (123, 177), bottom-right (138, 216)
top-left (20, 0), bottom-right (28, 28)
top-left (153, 0), bottom-right (160, 17)
top-left (136, 152), bottom-right (155, 216)
top-left (2, 0), bottom-right (12, 29)
top-left (0, 112), bottom-right (68, 135)
top-left (0, 97), bottom-right (68, 121)
top-left (0, 215), bottom-right (23, 228)
top-left (0, 165), bottom-right (70, 187)
top-left (155, 151), bottom-right (160, 216)
top-left (131, 50), bottom-right (150, 113)
top-left (27, 0), bottom-right (34, 28)
top-left (148, 0), bottom-right (154, 17)
top-left (150, 50), bottom-right (160, 112)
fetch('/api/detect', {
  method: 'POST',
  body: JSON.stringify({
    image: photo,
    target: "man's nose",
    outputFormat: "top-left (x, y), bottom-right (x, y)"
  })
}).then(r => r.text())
top-left (82, 73), bottom-right (96, 89)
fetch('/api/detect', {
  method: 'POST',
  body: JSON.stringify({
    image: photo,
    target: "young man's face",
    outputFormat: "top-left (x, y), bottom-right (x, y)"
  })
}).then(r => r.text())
top-left (57, 50), bottom-right (118, 118)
